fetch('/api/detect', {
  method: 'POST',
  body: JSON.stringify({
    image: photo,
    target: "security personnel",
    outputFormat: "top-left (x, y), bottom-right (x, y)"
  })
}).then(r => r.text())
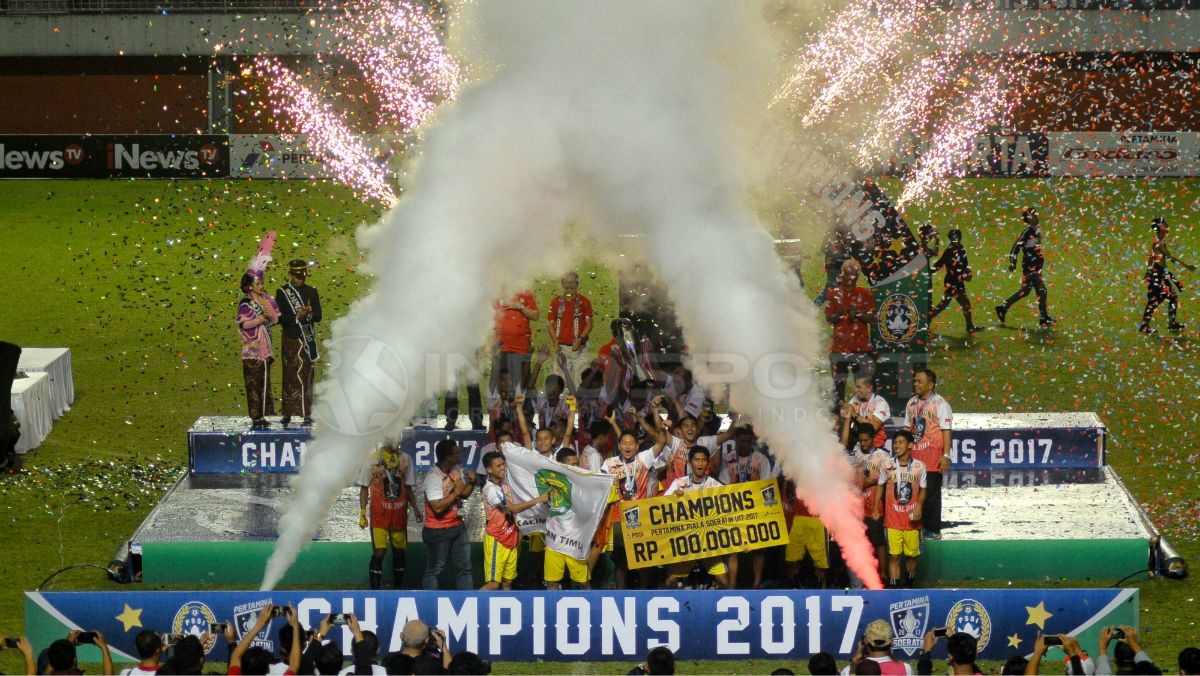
top-left (996, 208), bottom-right (1055, 327)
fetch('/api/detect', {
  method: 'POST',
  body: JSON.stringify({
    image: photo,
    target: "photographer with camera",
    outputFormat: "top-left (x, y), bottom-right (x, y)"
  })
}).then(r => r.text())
top-left (38, 629), bottom-right (114, 675)
top-left (1025, 634), bottom-right (1093, 676)
top-left (388, 620), bottom-right (451, 674)
top-left (1096, 626), bottom-right (1159, 675)
top-left (228, 604), bottom-right (300, 675)
top-left (915, 628), bottom-right (980, 675)
top-left (0, 634), bottom-right (36, 675)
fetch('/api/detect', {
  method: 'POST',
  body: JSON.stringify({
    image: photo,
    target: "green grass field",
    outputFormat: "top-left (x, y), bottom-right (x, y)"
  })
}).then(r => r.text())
top-left (1, 178), bottom-right (1198, 674)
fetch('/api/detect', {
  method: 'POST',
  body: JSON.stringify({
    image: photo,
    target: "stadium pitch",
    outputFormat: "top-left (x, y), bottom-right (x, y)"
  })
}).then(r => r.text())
top-left (0, 177), bottom-right (1198, 673)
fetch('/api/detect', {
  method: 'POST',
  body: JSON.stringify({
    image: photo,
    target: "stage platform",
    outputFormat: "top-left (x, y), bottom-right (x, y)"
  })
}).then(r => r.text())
top-left (130, 467), bottom-right (1157, 587)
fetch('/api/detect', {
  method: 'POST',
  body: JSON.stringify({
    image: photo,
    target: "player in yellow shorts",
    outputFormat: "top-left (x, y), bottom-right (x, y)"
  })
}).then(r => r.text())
top-left (887, 528), bottom-right (921, 558)
top-left (785, 510), bottom-right (829, 588)
top-left (480, 450), bottom-right (549, 590)
top-left (357, 441), bottom-right (417, 589)
top-left (661, 446), bottom-right (733, 589)
top-left (544, 447), bottom-right (591, 589)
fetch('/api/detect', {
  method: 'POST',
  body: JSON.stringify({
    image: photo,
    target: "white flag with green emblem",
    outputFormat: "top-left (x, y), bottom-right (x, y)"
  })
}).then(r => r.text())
top-left (499, 442), bottom-right (615, 560)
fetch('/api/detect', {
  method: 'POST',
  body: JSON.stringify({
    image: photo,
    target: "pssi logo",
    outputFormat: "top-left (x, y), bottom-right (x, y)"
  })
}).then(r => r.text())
top-left (878, 294), bottom-right (919, 344)
top-left (171, 601), bottom-right (218, 653)
top-left (945, 599), bottom-right (993, 651)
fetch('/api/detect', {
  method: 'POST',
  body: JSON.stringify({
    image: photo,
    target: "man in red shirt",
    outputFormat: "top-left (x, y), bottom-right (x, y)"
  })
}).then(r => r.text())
top-left (825, 259), bottom-right (875, 408)
top-left (548, 272), bottom-right (593, 387)
top-left (493, 289), bottom-right (538, 397)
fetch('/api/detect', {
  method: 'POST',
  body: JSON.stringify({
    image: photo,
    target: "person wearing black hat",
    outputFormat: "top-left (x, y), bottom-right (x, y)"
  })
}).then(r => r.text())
top-left (0, 341), bottom-right (23, 471)
top-left (929, 229), bottom-right (979, 332)
top-left (996, 207), bottom-right (1055, 328)
top-left (1140, 217), bottom-right (1194, 333)
top-left (276, 260), bottom-right (322, 426)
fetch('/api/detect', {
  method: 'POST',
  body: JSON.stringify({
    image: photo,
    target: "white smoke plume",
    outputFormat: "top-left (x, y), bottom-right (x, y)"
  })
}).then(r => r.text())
top-left (262, 0), bottom-right (882, 591)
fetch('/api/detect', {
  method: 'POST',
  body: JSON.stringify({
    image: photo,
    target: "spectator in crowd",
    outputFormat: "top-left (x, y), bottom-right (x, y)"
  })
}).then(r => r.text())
top-left (392, 620), bottom-right (451, 673)
top-left (917, 629), bottom-right (980, 675)
top-left (548, 272), bottom-right (593, 385)
top-left (479, 450), bottom-right (549, 590)
top-left (41, 630), bottom-right (114, 676)
top-left (904, 368), bottom-right (951, 540)
top-left (228, 604), bottom-right (300, 675)
top-left (0, 635), bottom-right (35, 675)
top-left (237, 271), bottom-right (281, 431)
top-left (157, 635), bottom-right (207, 675)
top-left (278, 622), bottom-right (315, 676)
top-left (1097, 626), bottom-right (1160, 675)
top-left (313, 643), bottom-right (344, 676)
top-left (996, 207), bottom-right (1055, 328)
top-left (492, 289), bottom-right (538, 398)
top-left (340, 627), bottom-right (383, 676)
top-left (841, 416), bottom-right (890, 587)
top-left (358, 439), bottom-right (418, 590)
top-left (842, 619), bottom-right (912, 675)
top-left (929, 228), bottom-right (979, 333)
top-left (825, 259), bottom-right (876, 408)
top-left (422, 439), bottom-right (476, 590)
top-left (1140, 217), bottom-right (1193, 334)
top-left (663, 446), bottom-right (731, 589)
top-left (1026, 635), bottom-right (1092, 676)
top-left (276, 259), bottom-right (322, 427)
top-left (448, 651), bottom-right (490, 675)
top-left (771, 669), bottom-right (797, 676)
top-left (1001, 656), bottom-right (1030, 675)
top-left (1180, 647), bottom-right (1200, 675)
top-left (627, 645), bottom-right (675, 675)
top-left (878, 430), bottom-right (927, 588)
top-left (722, 425), bottom-right (775, 588)
top-left (120, 630), bottom-right (164, 675)
top-left (843, 375), bottom-right (890, 450)
top-left (809, 651), bottom-right (839, 675)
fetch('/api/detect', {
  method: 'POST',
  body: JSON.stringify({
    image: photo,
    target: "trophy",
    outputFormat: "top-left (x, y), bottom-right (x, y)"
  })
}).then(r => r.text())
top-left (613, 318), bottom-right (655, 386)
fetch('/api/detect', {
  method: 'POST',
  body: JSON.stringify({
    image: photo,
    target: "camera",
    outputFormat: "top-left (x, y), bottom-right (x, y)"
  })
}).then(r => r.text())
top-left (2, 637), bottom-right (20, 649)
top-left (1109, 627), bottom-right (1126, 640)
top-left (329, 613), bottom-right (349, 626)
top-left (209, 623), bottom-right (228, 635)
top-left (163, 634), bottom-right (183, 647)
top-left (424, 629), bottom-right (445, 659)
top-left (76, 632), bottom-right (98, 645)
top-left (1044, 636), bottom-right (1063, 647)
top-left (933, 627), bottom-right (948, 638)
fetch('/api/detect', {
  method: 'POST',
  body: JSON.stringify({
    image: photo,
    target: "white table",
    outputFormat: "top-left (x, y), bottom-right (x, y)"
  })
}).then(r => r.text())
top-left (11, 371), bottom-right (53, 453)
top-left (17, 347), bottom-right (74, 418)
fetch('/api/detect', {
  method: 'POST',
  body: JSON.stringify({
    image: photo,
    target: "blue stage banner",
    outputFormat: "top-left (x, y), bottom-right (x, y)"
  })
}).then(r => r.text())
top-left (947, 427), bottom-right (1103, 469)
top-left (188, 427), bottom-right (488, 474)
top-left (26, 589), bottom-right (1137, 663)
top-left (878, 423), bottom-right (1104, 469)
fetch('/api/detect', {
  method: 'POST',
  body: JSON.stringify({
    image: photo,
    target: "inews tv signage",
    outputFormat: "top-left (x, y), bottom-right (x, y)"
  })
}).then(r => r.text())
top-left (0, 135), bottom-right (228, 178)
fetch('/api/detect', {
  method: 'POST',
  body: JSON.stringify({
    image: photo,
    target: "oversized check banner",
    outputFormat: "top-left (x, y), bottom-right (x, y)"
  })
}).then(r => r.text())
top-left (619, 479), bottom-right (787, 569)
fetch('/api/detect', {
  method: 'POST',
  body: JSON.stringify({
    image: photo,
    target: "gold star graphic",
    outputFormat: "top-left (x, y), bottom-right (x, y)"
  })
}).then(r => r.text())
top-left (1025, 601), bottom-right (1053, 630)
top-left (116, 604), bottom-right (143, 632)
top-left (889, 237), bottom-right (905, 253)
top-left (1007, 633), bottom-right (1023, 649)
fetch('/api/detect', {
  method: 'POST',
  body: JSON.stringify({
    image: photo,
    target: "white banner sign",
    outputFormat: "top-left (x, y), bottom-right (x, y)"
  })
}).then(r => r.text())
top-left (228, 134), bottom-right (402, 179)
top-left (500, 442), bottom-right (615, 561)
top-left (1048, 132), bottom-right (1200, 177)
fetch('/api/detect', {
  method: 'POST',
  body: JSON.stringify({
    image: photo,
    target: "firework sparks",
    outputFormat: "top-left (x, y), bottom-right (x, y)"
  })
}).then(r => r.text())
top-left (255, 57), bottom-right (399, 206)
top-left (336, 0), bottom-right (461, 133)
top-left (898, 67), bottom-right (1013, 206)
